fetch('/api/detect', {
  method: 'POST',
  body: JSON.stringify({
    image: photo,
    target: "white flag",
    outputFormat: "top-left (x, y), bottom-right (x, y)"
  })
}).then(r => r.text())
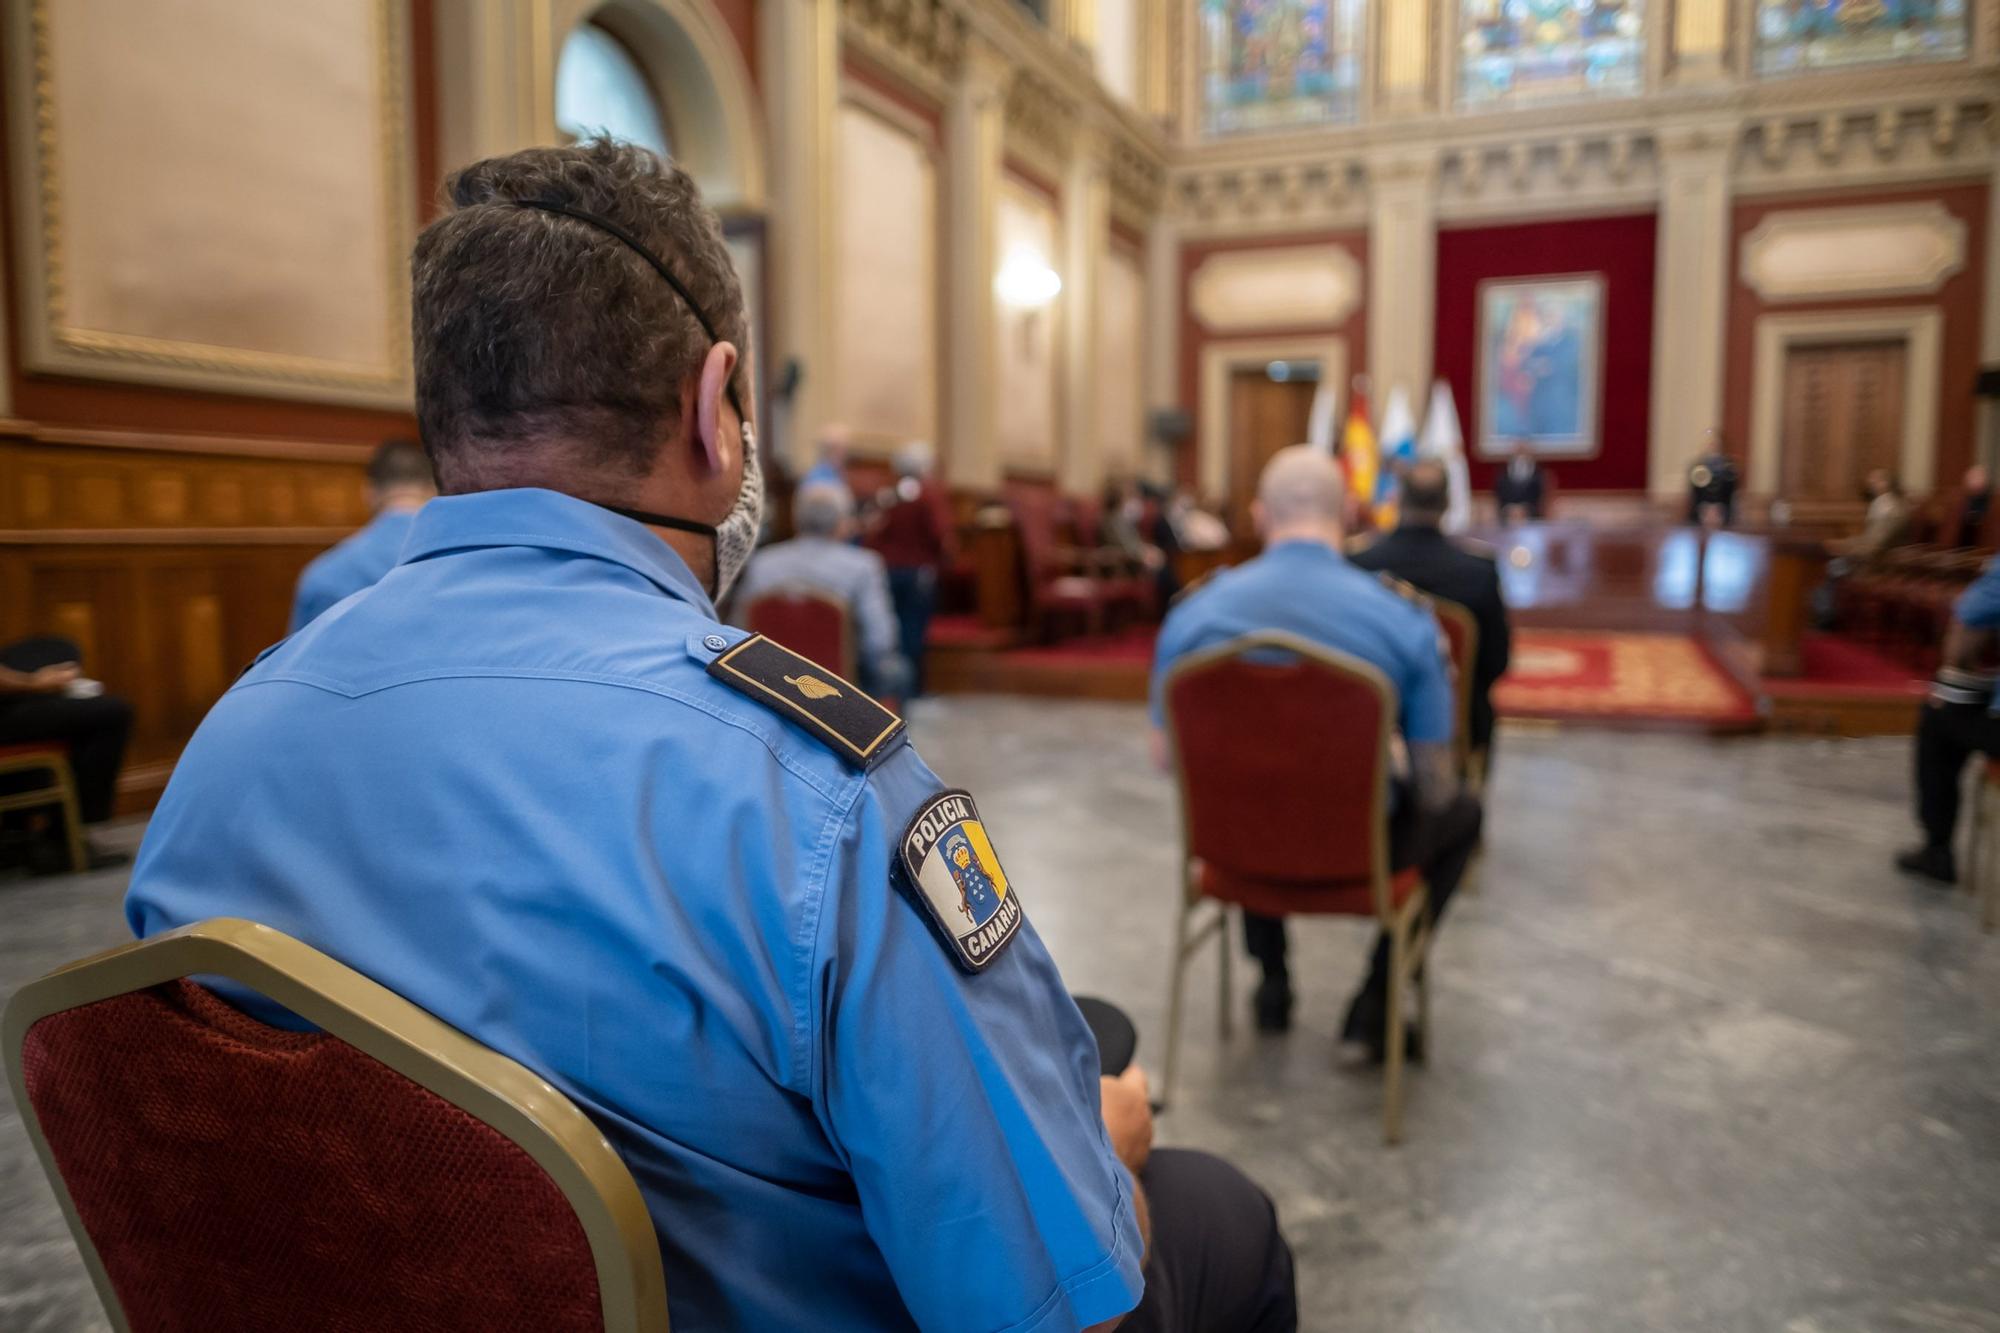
top-left (1419, 380), bottom-right (1473, 534)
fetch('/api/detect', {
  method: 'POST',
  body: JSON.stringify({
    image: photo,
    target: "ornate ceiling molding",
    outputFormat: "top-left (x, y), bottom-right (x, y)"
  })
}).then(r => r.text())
top-left (839, 0), bottom-right (967, 101)
top-left (1003, 68), bottom-right (1076, 184)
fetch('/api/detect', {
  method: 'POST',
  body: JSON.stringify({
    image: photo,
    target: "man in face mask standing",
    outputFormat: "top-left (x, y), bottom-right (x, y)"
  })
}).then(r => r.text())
top-left (124, 141), bottom-right (1292, 1332)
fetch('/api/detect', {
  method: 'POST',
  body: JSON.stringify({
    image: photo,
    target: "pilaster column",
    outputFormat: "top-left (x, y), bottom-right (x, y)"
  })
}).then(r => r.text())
top-left (431, 0), bottom-right (549, 172)
top-left (1144, 214), bottom-right (1180, 485)
top-left (1366, 149), bottom-right (1439, 410)
top-left (1060, 128), bottom-right (1112, 496)
top-left (1979, 158), bottom-right (2000, 471)
top-left (762, 0), bottom-right (840, 470)
top-left (945, 38), bottom-right (1011, 490)
top-left (1668, 0), bottom-right (1731, 86)
top-left (1648, 120), bottom-right (1738, 498)
top-left (1377, 0), bottom-right (1435, 117)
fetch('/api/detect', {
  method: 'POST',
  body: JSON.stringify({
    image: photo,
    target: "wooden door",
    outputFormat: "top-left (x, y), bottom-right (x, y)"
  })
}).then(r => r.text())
top-left (1226, 370), bottom-right (1318, 535)
top-left (1779, 341), bottom-right (1907, 504)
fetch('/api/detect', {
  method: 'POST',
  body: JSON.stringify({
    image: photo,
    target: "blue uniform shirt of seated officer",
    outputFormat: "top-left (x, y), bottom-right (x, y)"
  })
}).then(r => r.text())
top-left (126, 142), bottom-right (1168, 1332)
top-left (1148, 446), bottom-right (1483, 1054)
top-left (730, 480), bottom-right (912, 699)
top-left (288, 439), bottom-right (436, 632)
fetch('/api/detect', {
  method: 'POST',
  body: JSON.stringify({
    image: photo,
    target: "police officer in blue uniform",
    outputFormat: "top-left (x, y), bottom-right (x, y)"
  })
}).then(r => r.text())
top-left (1899, 557), bottom-right (2000, 883)
top-left (126, 141), bottom-right (1292, 1331)
top-left (1150, 446), bottom-right (1484, 1056)
top-left (289, 439), bottom-right (435, 631)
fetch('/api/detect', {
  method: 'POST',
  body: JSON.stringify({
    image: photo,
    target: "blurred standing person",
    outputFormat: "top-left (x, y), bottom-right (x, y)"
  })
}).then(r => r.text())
top-left (1492, 441), bottom-right (1549, 524)
top-left (1950, 463), bottom-right (1993, 548)
top-left (290, 440), bottom-right (436, 631)
top-left (803, 422), bottom-right (852, 492)
top-left (867, 442), bottom-right (949, 697)
top-left (1686, 433), bottom-right (1740, 528)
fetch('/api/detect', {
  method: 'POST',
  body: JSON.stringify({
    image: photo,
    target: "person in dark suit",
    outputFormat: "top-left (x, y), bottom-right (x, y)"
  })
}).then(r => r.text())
top-left (1352, 460), bottom-right (1513, 759)
top-left (1492, 440), bottom-right (1549, 523)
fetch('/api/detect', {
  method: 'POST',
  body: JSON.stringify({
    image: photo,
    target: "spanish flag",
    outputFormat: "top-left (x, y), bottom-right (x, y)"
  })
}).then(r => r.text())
top-left (1341, 391), bottom-right (1378, 527)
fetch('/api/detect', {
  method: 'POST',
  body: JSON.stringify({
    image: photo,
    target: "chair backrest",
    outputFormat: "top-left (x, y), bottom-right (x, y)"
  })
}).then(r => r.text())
top-left (1164, 632), bottom-right (1397, 917)
top-left (1430, 597), bottom-right (1478, 766)
top-left (3, 919), bottom-right (667, 1333)
top-left (744, 586), bottom-right (856, 680)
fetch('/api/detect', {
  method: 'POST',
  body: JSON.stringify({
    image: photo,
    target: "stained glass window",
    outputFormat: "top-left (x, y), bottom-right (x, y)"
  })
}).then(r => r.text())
top-left (1753, 0), bottom-right (1967, 76)
top-left (1200, 0), bottom-right (1367, 136)
top-left (1459, 0), bottom-right (1645, 106)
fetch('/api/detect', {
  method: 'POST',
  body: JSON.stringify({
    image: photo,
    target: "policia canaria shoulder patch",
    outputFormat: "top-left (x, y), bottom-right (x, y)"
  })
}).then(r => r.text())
top-left (707, 635), bottom-right (905, 768)
top-left (899, 790), bottom-right (1025, 973)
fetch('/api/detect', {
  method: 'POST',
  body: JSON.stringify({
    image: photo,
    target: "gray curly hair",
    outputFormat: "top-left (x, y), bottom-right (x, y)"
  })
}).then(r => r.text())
top-left (411, 139), bottom-right (746, 491)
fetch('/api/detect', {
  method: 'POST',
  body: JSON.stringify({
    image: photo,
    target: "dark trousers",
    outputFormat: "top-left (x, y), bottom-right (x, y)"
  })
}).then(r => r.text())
top-left (1914, 699), bottom-right (2000, 849)
top-left (1123, 1148), bottom-right (1297, 1333)
top-left (886, 566), bottom-right (937, 697)
top-left (0, 637), bottom-right (133, 824)
top-left (1241, 792), bottom-right (1484, 1003)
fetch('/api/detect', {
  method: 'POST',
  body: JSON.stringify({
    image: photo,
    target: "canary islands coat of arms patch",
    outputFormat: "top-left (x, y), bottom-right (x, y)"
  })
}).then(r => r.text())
top-left (899, 790), bottom-right (1024, 973)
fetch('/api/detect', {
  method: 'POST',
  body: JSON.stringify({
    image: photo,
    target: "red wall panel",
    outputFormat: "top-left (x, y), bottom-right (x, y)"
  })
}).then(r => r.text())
top-left (1721, 183), bottom-right (1988, 493)
top-left (1176, 230), bottom-right (1369, 495)
top-left (1434, 213), bottom-right (1657, 492)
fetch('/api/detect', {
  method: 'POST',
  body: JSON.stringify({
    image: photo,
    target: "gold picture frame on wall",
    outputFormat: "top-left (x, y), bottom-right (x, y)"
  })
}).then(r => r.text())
top-left (3, 0), bottom-right (415, 407)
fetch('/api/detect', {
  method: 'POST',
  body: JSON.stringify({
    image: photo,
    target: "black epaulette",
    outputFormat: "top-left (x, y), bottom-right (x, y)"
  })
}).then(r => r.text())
top-left (707, 635), bottom-right (905, 768)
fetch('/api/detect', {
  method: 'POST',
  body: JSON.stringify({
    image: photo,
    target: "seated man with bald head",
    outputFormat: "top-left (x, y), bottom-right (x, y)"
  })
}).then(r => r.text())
top-left (731, 481), bottom-right (910, 699)
top-left (1150, 447), bottom-right (1484, 1056)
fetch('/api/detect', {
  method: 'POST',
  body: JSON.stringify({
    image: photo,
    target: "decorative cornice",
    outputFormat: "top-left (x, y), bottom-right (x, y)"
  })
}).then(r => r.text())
top-left (1003, 67), bottom-right (1076, 183)
top-left (839, 0), bottom-right (966, 99)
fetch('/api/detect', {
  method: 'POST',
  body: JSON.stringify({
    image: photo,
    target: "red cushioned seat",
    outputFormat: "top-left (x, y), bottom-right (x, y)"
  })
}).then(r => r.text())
top-left (1159, 632), bottom-right (1437, 1144)
top-left (745, 587), bottom-right (856, 680)
top-left (3, 919), bottom-right (667, 1333)
top-left (1198, 862), bottom-right (1423, 919)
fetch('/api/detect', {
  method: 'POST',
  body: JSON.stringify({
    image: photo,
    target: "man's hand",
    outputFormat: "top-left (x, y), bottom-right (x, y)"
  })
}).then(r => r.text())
top-left (1410, 739), bottom-right (1460, 815)
top-left (0, 662), bottom-right (79, 696)
top-left (1100, 1065), bottom-right (1153, 1175)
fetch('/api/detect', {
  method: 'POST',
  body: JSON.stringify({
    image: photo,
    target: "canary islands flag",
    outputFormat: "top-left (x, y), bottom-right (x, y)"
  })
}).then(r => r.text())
top-left (1375, 384), bottom-right (1418, 529)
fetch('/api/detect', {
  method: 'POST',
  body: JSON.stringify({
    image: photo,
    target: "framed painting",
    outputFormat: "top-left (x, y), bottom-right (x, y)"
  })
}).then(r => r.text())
top-left (1476, 275), bottom-right (1604, 459)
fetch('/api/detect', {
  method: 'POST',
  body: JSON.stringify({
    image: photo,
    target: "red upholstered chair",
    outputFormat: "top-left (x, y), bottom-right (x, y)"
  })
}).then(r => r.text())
top-left (3, 918), bottom-right (667, 1333)
top-left (745, 586), bottom-right (857, 681)
top-left (1162, 633), bottom-right (1433, 1144)
top-left (0, 744), bottom-right (87, 873)
top-left (1010, 492), bottom-right (1108, 641)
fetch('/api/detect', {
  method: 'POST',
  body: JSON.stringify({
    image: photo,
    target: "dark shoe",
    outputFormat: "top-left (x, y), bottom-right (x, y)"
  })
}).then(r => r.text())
top-left (1340, 989), bottom-right (1423, 1064)
top-left (1896, 845), bottom-right (1957, 885)
top-left (1253, 976), bottom-right (1293, 1033)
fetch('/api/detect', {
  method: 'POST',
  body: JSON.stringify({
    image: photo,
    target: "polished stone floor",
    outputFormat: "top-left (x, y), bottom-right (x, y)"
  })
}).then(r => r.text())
top-left (4, 700), bottom-right (1999, 1332)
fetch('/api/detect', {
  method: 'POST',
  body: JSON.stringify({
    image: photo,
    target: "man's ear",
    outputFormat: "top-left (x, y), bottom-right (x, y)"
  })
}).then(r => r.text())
top-left (1250, 499), bottom-right (1267, 537)
top-left (694, 341), bottom-right (741, 472)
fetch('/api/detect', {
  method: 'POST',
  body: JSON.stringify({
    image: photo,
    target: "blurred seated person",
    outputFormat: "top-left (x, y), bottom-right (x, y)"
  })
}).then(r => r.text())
top-left (865, 442), bottom-right (949, 697)
top-left (801, 421), bottom-right (852, 493)
top-left (1167, 490), bottom-right (1230, 552)
top-left (1351, 460), bottom-right (1512, 761)
top-left (1150, 447), bottom-right (1483, 1057)
top-left (1492, 441), bottom-right (1549, 524)
top-left (733, 481), bottom-right (910, 699)
top-left (1686, 433), bottom-right (1740, 528)
top-left (1104, 478), bottom-right (1168, 572)
top-left (1828, 469), bottom-right (1910, 563)
top-left (1949, 463), bottom-right (1993, 549)
top-left (1898, 557), bottom-right (2000, 883)
top-left (290, 440), bottom-right (436, 631)
top-left (0, 635), bottom-right (133, 868)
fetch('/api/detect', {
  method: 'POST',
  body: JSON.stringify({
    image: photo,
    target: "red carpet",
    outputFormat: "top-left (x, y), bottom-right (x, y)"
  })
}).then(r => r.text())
top-left (1771, 632), bottom-right (1925, 697)
top-left (1495, 630), bottom-right (1759, 728)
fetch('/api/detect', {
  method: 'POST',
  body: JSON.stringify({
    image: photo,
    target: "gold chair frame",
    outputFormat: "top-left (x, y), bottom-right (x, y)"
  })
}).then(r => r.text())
top-left (1159, 632), bottom-right (1433, 1145)
top-left (1965, 765), bottom-right (2000, 933)
top-left (2, 918), bottom-right (670, 1333)
top-left (750, 584), bottom-right (858, 683)
top-left (0, 747), bottom-right (87, 873)
top-left (1429, 596), bottom-right (1481, 789)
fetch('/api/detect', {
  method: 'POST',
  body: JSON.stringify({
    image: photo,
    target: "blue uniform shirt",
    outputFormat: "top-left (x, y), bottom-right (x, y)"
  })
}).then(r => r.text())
top-left (1149, 538), bottom-right (1453, 745)
top-left (1954, 559), bottom-right (2000, 708)
top-left (289, 507), bottom-right (421, 632)
top-left (129, 487), bottom-right (1142, 1331)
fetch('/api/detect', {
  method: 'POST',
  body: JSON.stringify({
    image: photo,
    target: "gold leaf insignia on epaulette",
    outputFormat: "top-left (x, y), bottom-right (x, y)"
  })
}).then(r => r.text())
top-left (784, 673), bottom-right (841, 700)
top-left (1375, 572), bottom-right (1432, 608)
